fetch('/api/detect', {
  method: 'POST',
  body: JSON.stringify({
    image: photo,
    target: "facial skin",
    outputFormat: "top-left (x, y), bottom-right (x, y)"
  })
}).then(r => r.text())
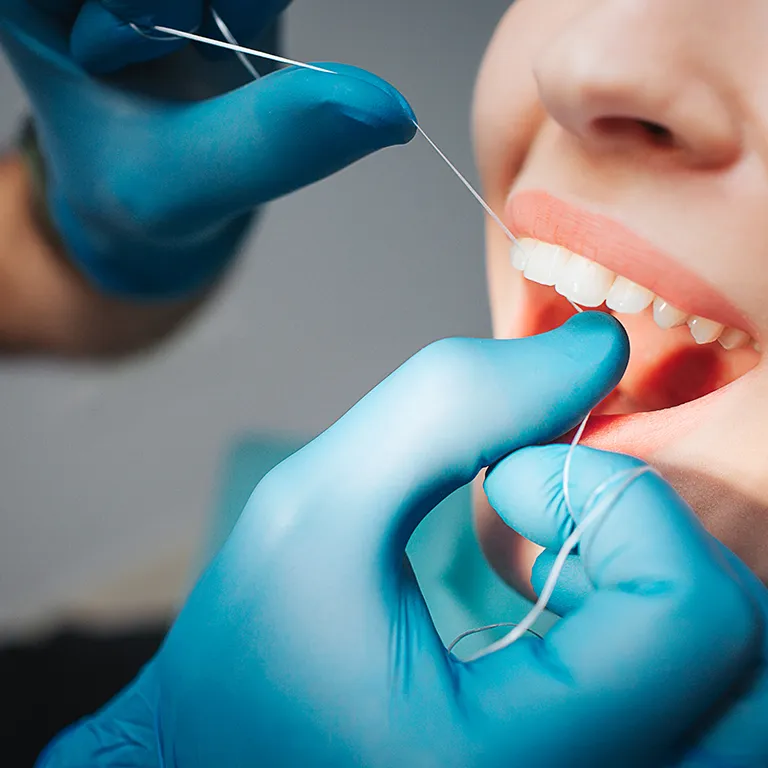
top-left (472, 0), bottom-right (768, 592)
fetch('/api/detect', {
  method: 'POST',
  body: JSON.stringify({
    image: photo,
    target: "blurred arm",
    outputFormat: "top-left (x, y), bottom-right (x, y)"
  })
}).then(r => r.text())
top-left (0, 152), bottom-right (206, 358)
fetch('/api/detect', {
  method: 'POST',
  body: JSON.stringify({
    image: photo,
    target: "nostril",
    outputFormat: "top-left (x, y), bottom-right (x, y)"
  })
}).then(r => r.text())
top-left (593, 117), bottom-right (677, 149)
top-left (639, 120), bottom-right (672, 141)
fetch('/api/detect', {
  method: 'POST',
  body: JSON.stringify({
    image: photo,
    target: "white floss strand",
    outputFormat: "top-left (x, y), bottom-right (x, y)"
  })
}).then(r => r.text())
top-left (563, 410), bottom-right (592, 520)
top-left (472, 463), bottom-right (653, 660)
top-left (210, 9), bottom-right (261, 80)
top-left (147, 22), bottom-right (335, 74)
top-left (411, 127), bottom-right (592, 316)
top-left (447, 411), bottom-right (593, 654)
top-left (412, 124), bottom-right (518, 245)
top-left (448, 623), bottom-right (543, 651)
top-left (449, 421), bottom-right (654, 661)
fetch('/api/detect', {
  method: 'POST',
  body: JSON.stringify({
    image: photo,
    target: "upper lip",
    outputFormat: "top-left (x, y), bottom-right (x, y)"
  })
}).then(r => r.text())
top-left (504, 190), bottom-right (753, 334)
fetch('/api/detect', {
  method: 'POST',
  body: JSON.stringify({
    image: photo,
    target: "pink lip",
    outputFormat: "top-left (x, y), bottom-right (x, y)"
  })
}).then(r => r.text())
top-left (575, 401), bottom-right (712, 460)
top-left (573, 367), bottom-right (753, 459)
top-left (506, 191), bottom-right (753, 335)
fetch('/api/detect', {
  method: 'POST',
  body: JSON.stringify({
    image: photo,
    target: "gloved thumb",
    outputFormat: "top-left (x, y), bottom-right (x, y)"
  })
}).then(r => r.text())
top-left (251, 313), bottom-right (628, 585)
top-left (154, 64), bottom-right (417, 228)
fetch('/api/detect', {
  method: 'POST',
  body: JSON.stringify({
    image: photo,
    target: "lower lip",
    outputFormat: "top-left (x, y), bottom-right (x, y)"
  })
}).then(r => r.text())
top-left (573, 376), bottom-right (738, 459)
top-left (577, 411), bottom-right (688, 459)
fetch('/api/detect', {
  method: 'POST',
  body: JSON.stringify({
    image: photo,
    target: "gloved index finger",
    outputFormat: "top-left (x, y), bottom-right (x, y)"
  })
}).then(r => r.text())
top-left (476, 447), bottom-right (763, 766)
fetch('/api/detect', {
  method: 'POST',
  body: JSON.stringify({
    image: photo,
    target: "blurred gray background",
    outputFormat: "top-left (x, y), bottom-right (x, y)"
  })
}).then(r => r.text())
top-left (0, 1), bottom-right (510, 635)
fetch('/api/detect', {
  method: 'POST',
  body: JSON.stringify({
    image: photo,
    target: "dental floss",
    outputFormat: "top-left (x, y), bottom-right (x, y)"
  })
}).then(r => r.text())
top-left (465, 463), bottom-right (653, 661)
top-left (447, 410), bottom-right (592, 655)
top-left (137, 15), bottom-right (647, 659)
top-left (136, 21), bottom-right (336, 74)
top-left (448, 623), bottom-right (543, 652)
top-left (411, 124), bottom-right (517, 244)
top-left (127, 21), bottom-right (201, 42)
top-left (209, 9), bottom-right (260, 80)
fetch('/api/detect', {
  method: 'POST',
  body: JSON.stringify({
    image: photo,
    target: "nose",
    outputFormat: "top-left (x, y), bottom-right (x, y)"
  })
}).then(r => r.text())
top-left (532, 3), bottom-right (742, 169)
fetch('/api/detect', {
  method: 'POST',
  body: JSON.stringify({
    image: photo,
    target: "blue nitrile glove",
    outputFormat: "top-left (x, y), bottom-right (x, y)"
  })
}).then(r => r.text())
top-left (37, 313), bottom-right (763, 768)
top-left (0, 0), bottom-right (415, 297)
top-left (492, 445), bottom-right (768, 767)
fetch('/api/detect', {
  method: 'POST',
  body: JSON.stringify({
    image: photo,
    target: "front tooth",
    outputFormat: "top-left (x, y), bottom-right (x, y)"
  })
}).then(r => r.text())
top-left (606, 276), bottom-right (655, 314)
top-left (653, 297), bottom-right (688, 330)
top-left (554, 252), bottom-right (615, 307)
top-left (688, 316), bottom-right (724, 345)
top-left (523, 243), bottom-right (571, 286)
top-left (511, 238), bottom-right (537, 272)
top-left (718, 328), bottom-right (750, 351)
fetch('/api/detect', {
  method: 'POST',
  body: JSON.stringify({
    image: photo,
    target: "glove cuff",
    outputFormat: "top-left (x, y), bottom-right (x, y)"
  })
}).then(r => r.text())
top-left (35, 664), bottom-right (163, 768)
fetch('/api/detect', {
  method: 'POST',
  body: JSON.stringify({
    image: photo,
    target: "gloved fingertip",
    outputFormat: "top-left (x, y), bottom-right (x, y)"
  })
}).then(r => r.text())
top-left (560, 310), bottom-right (629, 359)
top-left (532, 550), bottom-right (592, 617)
top-left (550, 310), bottom-right (630, 390)
top-left (295, 63), bottom-right (418, 145)
top-left (330, 63), bottom-right (416, 127)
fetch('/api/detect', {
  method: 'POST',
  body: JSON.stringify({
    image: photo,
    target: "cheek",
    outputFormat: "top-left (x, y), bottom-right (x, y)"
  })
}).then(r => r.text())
top-left (473, 3), bottom-right (544, 210)
top-left (473, 0), bottom-right (590, 208)
top-left (473, 4), bottom-right (545, 336)
top-left (474, 2), bottom-right (574, 337)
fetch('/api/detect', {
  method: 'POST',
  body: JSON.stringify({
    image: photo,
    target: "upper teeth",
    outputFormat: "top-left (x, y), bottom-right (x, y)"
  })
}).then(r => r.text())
top-left (511, 238), bottom-right (755, 351)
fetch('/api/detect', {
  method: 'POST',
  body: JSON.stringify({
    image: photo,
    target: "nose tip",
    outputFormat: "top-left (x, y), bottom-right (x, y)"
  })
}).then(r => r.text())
top-left (533, 14), bottom-right (742, 169)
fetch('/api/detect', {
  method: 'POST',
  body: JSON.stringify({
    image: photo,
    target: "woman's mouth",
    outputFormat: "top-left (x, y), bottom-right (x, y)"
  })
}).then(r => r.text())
top-left (505, 191), bottom-right (761, 457)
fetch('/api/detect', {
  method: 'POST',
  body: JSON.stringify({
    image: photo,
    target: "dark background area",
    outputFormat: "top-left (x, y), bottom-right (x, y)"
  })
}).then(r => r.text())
top-left (2, 625), bottom-right (167, 766)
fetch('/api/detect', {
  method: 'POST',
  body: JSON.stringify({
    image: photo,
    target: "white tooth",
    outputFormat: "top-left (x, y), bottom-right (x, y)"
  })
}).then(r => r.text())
top-left (605, 276), bottom-right (655, 314)
top-left (718, 328), bottom-right (750, 351)
top-left (510, 238), bottom-right (537, 272)
top-left (687, 316), bottom-right (724, 345)
top-left (523, 243), bottom-right (571, 287)
top-left (554, 252), bottom-right (615, 307)
top-left (653, 297), bottom-right (688, 330)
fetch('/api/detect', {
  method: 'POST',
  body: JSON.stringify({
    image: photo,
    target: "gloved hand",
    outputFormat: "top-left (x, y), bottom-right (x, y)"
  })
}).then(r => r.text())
top-left (0, 0), bottom-right (415, 297)
top-left (508, 446), bottom-right (768, 767)
top-left (37, 313), bottom-right (763, 767)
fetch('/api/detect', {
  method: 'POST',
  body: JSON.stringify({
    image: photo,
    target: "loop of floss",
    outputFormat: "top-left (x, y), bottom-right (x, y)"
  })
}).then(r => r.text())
top-left (136, 12), bottom-right (643, 658)
top-left (447, 623), bottom-right (543, 653)
top-left (463, 462), bottom-right (654, 661)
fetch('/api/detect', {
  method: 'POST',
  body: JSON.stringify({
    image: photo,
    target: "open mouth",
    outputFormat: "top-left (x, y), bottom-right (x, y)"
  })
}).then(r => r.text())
top-left (505, 191), bottom-right (761, 457)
